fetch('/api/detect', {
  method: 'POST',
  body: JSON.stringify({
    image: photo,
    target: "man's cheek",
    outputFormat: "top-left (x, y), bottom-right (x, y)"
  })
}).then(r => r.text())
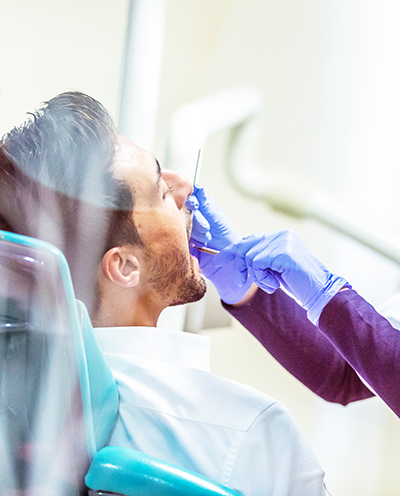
top-left (134, 210), bottom-right (188, 249)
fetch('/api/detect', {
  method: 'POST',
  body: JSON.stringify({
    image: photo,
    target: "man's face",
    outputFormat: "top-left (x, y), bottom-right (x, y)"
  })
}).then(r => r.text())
top-left (114, 135), bottom-right (206, 306)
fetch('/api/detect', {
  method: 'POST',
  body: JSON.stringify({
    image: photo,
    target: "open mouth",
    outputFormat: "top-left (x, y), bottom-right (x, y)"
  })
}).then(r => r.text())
top-left (185, 208), bottom-right (193, 243)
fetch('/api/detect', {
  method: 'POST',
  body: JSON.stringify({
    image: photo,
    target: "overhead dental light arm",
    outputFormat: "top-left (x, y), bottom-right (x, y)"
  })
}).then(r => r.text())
top-left (165, 86), bottom-right (263, 174)
top-left (226, 115), bottom-right (400, 266)
top-left (167, 84), bottom-right (400, 265)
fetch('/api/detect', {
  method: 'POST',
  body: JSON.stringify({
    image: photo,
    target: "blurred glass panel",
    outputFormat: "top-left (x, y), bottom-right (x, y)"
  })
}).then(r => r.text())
top-left (0, 235), bottom-right (90, 495)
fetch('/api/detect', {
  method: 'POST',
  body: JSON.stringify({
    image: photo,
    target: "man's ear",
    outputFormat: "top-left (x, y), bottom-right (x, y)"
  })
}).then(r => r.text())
top-left (101, 247), bottom-right (140, 288)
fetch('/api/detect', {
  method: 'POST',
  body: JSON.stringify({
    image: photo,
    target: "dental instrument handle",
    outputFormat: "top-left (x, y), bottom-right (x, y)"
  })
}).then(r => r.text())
top-left (193, 245), bottom-right (219, 255)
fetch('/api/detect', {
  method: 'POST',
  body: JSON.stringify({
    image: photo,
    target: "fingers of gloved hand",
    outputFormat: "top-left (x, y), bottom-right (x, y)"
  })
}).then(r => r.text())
top-left (192, 184), bottom-right (209, 206)
top-left (187, 185), bottom-right (221, 221)
top-left (197, 243), bottom-right (240, 282)
top-left (229, 234), bottom-right (268, 287)
top-left (190, 210), bottom-right (212, 246)
top-left (191, 209), bottom-right (211, 235)
top-left (212, 242), bottom-right (239, 268)
top-left (193, 185), bottom-right (224, 221)
top-left (211, 234), bottom-right (266, 282)
top-left (185, 194), bottom-right (199, 211)
top-left (229, 232), bottom-right (283, 289)
top-left (250, 265), bottom-right (281, 293)
top-left (192, 185), bottom-right (240, 249)
top-left (245, 239), bottom-right (282, 293)
top-left (190, 230), bottom-right (212, 247)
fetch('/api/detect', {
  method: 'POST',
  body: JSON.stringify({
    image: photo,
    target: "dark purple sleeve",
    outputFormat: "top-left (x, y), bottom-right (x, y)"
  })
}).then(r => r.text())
top-left (223, 288), bottom-right (374, 406)
top-left (319, 289), bottom-right (400, 417)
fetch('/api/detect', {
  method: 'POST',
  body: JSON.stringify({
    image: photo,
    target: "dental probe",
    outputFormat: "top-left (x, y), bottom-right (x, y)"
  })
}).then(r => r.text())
top-left (190, 148), bottom-right (218, 255)
top-left (190, 149), bottom-right (219, 255)
top-left (193, 148), bottom-right (203, 185)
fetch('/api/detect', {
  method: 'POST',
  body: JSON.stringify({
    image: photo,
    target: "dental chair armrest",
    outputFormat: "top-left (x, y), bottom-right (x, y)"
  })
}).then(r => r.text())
top-left (85, 446), bottom-right (242, 496)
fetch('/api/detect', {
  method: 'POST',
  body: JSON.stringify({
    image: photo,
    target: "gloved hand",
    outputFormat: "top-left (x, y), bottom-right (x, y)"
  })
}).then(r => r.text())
top-left (197, 242), bottom-right (255, 304)
top-left (186, 184), bottom-right (239, 251)
top-left (214, 230), bottom-right (350, 324)
top-left (186, 185), bottom-right (252, 304)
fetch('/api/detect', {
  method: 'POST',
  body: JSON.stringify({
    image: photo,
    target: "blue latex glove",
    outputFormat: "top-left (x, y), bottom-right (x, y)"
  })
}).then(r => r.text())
top-left (214, 230), bottom-right (350, 324)
top-left (186, 185), bottom-right (251, 303)
top-left (186, 184), bottom-right (239, 251)
top-left (198, 242), bottom-right (255, 304)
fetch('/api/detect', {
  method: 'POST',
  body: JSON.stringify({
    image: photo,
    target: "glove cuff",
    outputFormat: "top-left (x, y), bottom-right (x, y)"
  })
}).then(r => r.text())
top-left (218, 276), bottom-right (254, 305)
top-left (206, 267), bottom-right (254, 305)
top-left (306, 274), bottom-right (351, 325)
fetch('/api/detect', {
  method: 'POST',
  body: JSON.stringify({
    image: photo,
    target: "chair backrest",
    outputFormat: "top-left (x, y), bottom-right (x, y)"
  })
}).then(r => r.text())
top-left (0, 230), bottom-right (117, 495)
top-left (0, 230), bottom-right (243, 496)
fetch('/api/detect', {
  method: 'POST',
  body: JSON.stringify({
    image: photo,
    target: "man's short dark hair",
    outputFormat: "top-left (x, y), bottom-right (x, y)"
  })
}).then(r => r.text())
top-left (0, 91), bottom-right (142, 314)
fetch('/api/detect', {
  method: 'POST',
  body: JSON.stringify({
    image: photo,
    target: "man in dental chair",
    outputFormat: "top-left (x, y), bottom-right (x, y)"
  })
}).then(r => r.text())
top-left (0, 91), bottom-right (327, 496)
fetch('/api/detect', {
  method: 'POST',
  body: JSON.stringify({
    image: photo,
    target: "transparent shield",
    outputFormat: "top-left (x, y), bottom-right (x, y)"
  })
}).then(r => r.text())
top-left (0, 234), bottom-right (91, 495)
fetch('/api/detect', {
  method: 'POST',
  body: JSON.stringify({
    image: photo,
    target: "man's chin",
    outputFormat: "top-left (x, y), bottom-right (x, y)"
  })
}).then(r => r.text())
top-left (145, 244), bottom-right (206, 306)
top-left (169, 274), bottom-right (207, 307)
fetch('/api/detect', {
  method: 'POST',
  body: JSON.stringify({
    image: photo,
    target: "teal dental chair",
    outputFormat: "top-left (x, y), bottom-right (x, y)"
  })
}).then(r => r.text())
top-left (0, 230), bottom-right (241, 496)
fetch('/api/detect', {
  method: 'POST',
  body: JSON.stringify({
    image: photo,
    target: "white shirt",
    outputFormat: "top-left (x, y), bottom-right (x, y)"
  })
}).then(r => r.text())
top-left (379, 291), bottom-right (400, 330)
top-left (94, 326), bottom-right (326, 496)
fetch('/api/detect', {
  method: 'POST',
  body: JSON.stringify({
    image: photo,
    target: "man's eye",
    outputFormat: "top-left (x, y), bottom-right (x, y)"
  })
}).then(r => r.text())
top-left (163, 186), bottom-right (174, 200)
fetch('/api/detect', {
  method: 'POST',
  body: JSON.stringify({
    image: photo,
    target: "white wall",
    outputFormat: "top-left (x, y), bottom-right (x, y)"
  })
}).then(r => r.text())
top-left (0, 0), bottom-right (128, 133)
top-left (1, 1), bottom-right (400, 494)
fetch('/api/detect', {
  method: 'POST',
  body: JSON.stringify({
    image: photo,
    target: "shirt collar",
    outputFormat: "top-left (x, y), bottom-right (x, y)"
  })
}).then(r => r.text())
top-left (94, 326), bottom-right (211, 372)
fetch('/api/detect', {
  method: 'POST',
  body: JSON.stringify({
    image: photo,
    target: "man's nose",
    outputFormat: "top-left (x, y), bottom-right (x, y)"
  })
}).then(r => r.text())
top-left (161, 170), bottom-right (193, 209)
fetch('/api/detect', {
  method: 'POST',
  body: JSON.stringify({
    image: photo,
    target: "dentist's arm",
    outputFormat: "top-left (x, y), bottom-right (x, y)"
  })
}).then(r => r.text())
top-left (187, 186), bottom-right (349, 320)
top-left (217, 231), bottom-right (400, 415)
top-left (186, 188), bottom-right (374, 406)
top-left (215, 230), bottom-right (350, 325)
top-left (211, 232), bottom-right (375, 406)
top-left (224, 286), bottom-right (375, 406)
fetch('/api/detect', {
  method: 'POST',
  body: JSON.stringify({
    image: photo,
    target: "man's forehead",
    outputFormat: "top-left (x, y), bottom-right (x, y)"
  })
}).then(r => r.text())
top-left (116, 135), bottom-right (145, 166)
top-left (115, 135), bottom-right (160, 174)
top-left (114, 135), bottom-right (161, 200)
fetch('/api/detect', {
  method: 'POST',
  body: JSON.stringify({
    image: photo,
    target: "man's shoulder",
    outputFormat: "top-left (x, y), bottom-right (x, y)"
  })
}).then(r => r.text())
top-left (93, 324), bottom-right (285, 432)
top-left (196, 369), bottom-right (284, 432)
top-left (111, 352), bottom-right (282, 434)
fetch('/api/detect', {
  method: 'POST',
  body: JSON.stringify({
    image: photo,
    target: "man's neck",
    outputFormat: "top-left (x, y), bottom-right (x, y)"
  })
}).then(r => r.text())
top-left (93, 292), bottom-right (165, 328)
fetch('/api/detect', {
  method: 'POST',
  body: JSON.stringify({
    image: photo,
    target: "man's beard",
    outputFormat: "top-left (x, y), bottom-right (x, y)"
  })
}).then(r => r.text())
top-left (144, 244), bottom-right (207, 306)
top-left (169, 256), bottom-right (207, 307)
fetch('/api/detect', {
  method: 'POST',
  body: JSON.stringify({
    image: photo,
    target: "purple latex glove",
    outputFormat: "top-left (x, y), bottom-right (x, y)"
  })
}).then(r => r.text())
top-left (214, 230), bottom-right (350, 324)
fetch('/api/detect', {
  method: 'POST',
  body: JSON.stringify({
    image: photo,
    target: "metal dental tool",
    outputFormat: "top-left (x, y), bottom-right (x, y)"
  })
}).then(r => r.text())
top-left (193, 148), bottom-right (203, 186)
top-left (190, 149), bottom-right (219, 256)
